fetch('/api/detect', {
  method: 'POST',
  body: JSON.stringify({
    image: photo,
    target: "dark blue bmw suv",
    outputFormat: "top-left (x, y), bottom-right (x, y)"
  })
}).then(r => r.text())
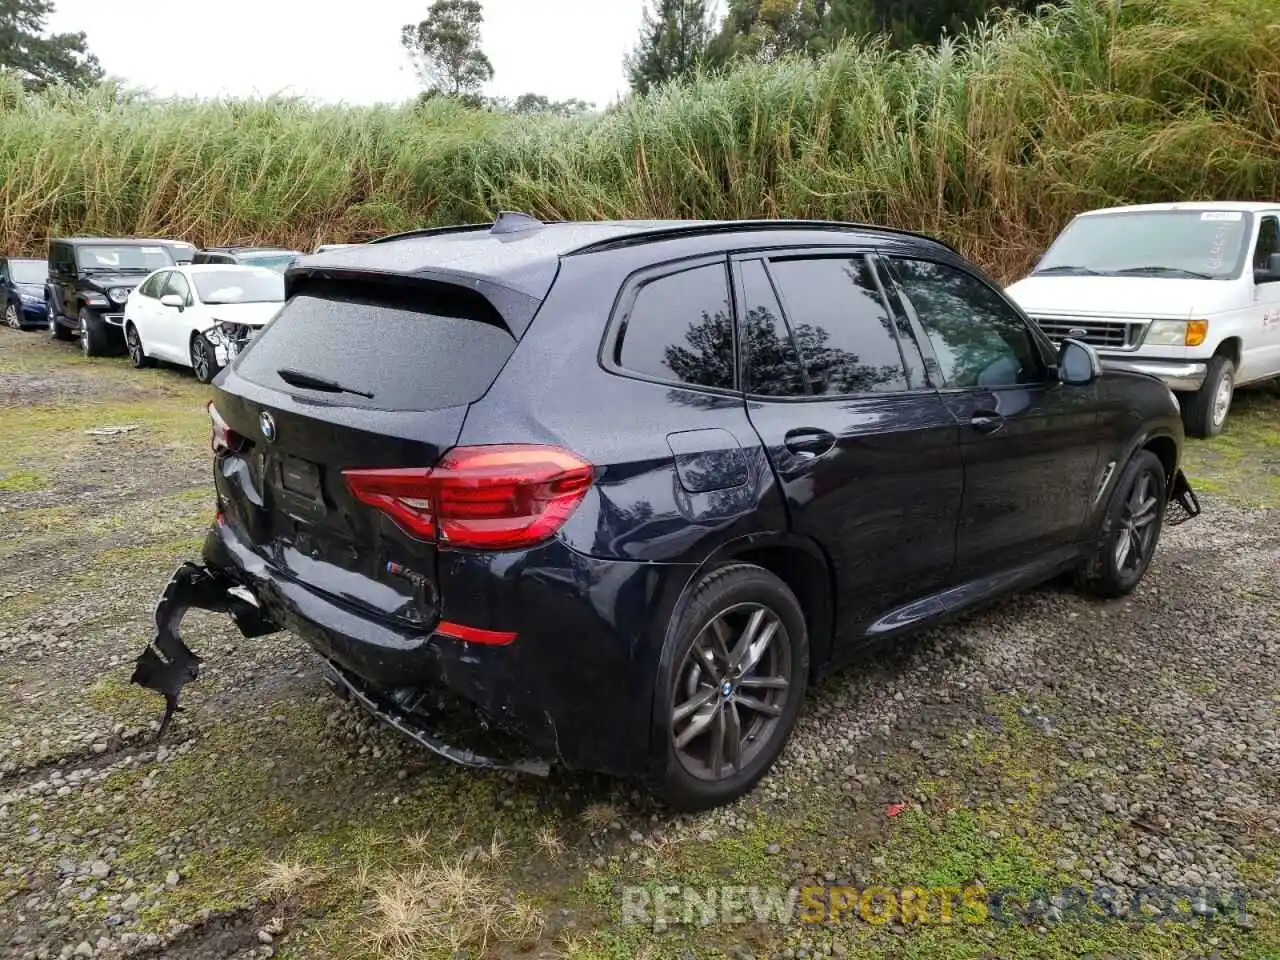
top-left (133, 214), bottom-right (1200, 809)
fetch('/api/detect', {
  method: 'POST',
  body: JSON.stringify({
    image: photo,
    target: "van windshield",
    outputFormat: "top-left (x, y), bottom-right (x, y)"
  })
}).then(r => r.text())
top-left (1034, 211), bottom-right (1253, 280)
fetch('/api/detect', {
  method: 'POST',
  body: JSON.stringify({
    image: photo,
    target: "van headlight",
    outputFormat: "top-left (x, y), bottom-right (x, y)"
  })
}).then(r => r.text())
top-left (1146, 319), bottom-right (1209, 347)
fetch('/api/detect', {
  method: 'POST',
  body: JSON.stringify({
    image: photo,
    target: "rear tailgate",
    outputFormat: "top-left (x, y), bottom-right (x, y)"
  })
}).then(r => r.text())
top-left (209, 276), bottom-right (520, 627)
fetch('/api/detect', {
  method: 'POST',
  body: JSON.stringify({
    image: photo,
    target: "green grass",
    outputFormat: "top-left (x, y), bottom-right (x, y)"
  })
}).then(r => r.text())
top-left (1, 0), bottom-right (1279, 279)
top-left (0, 468), bottom-right (47, 492)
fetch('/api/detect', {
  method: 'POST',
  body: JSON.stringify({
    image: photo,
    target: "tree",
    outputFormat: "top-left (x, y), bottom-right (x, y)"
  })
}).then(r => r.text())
top-left (0, 0), bottom-right (102, 91)
top-left (507, 93), bottom-right (595, 117)
top-left (626, 0), bottom-right (716, 96)
top-left (401, 0), bottom-right (494, 98)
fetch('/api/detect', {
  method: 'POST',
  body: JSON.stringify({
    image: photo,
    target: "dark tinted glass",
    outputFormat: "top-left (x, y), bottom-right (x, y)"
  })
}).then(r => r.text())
top-left (235, 292), bottom-right (517, 412)
top-left (892, 258), bottom-right (1044, 389)
top-left (738, 260), bottom-right (806, 397)
top-left (617, 263), bottom-right (734, 390)
top-left (767, 256), bottom-right (908, 395)
top-left (1255, 216), bottom-right (1280, 269)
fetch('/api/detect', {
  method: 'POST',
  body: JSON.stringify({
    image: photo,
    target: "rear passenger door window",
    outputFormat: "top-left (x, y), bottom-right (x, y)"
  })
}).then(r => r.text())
top-left (613, 261), bottom-right (735, 391)
top-left (737, 259), bottom-right (807, 398)
top-left (889, 258), bottom-right (1046, 388)
top-left (765, 255), bottom-right (910, 396)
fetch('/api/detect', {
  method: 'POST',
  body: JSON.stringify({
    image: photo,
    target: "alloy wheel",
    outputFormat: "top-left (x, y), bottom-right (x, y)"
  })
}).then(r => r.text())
top-left (5, 305), bottom-right (19, 329)
top-left (1113, 468), bottom-right (1160, 574)
top-left (192, 337), bottom-right (211, 382)
top-left (671, 602), bottom-right (792, 782)
top-left (79, 316), bottom-right (89, 355)
top-left (126, 325), bottom-right (144, 366)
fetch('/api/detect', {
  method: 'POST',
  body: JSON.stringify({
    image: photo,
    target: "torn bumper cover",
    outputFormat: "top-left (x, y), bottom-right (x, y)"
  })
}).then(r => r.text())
top-left (129, 559), bottom-right (553, 775)
top-left (1166, 467), bottom-right (1202, 527)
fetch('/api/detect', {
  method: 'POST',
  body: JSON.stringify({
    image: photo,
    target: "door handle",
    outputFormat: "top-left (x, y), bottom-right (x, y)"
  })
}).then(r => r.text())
top-left (784, 428), bottom-right (836, 459)
top-left (970, 411), bottom-right (1005, 435)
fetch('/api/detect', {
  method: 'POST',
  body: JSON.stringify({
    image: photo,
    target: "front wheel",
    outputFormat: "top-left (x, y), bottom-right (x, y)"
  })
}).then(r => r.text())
top-left (125, 323), bottom-right (153, 368)
top-left (5, 304), bottom-right (20, 329)
top-left (79, 308), bottom-right (110, 357)
top-left (49, 307), bottom-right (73, 341)
top-left (1076, 450), bottom-right (1168, 599)
top-left (190, 333), bottom-right (220, 384)
top-left (1181, 356), bottom-right (1234, 438)
top-left (650, 563), bottom-right (809, 811)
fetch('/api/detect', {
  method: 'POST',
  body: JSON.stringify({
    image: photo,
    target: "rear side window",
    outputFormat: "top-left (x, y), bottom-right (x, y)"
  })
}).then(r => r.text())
top-left (738, 260), bottom-right (807, 398)
top-left (614, 262), bottom-right (735, 391)
top-left (767, 256), bottom-right (910, 396)
top-left (234, 291), bottom-right (516, 412)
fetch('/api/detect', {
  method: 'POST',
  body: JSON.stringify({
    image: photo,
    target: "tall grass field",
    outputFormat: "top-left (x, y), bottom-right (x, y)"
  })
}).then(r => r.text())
top-left (0, 0), bottom-right (1276, 279)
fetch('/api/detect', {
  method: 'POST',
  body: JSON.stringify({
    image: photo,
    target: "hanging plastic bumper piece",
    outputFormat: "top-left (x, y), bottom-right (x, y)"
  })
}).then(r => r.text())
top-left (130, 562), bottom-right (280, 739)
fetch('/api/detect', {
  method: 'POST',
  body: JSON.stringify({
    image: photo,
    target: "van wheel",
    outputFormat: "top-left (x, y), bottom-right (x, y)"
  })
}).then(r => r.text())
top-left (651, 563), bottom-right (809, 811)
top-left (79, 308), bottom-right (109, 357)
top-left (126, 323), bottom-right (153, 368)
top-left (190, 333), bottom-right (220, 384)
top-left (1076, 450), bottom-right (1167, 599)
top-left (1181, 356), bottom-right (1234, 438)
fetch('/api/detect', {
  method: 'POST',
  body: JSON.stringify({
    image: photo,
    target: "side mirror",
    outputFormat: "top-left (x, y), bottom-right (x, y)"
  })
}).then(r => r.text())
top-left (160, 294), bottom-right (185, 311)
top-left (1253, 252), bottom-right (1280, 285)
top-left (1059, 338), bottom-right (1101, 386)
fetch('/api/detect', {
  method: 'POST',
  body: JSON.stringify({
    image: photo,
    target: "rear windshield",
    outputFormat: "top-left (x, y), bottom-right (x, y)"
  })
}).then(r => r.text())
top-left (233, 292), bottom-right (516, 411)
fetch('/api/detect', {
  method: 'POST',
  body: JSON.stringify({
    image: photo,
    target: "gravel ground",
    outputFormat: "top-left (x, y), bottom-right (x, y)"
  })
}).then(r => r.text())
top-left (1, 327), bottom-right (1278, 960)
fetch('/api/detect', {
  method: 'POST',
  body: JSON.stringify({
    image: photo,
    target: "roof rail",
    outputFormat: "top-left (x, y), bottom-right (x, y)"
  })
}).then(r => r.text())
top-left (564, 219), bottom-right (962, 258)
top-left (368, 222), bottom-right (493, 245)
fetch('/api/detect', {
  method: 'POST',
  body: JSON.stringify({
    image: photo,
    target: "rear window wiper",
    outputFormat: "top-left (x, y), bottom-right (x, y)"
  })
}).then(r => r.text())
top-left (1031, 265), bottom-right (1106, 276)
top-left (1113, 266), bottom-right (1215, 279)
top-left (277, 367), bottom-right (375, 399)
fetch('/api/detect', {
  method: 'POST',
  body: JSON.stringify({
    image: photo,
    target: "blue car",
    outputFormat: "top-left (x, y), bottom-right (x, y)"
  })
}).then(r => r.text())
top-left (2, 256), bottom-right (49, 329)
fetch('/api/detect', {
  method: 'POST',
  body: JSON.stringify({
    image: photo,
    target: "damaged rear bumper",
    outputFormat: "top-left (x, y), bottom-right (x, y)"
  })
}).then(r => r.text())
top-left (130, 546), bottom-right (554, 775)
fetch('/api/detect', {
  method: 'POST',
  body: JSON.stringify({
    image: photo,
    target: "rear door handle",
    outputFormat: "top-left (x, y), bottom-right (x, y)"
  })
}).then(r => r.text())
top-left (970, 411), bottom-right (1005, 435)
top-left (784, 428), bottom-right (837, 459)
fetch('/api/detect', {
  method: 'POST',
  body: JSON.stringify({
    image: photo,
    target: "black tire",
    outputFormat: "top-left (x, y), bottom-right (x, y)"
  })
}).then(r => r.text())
top-left (125, 322), bottom-right (153, 368)
top-left (1180, 356), bottom-right (1234, 438)
top-left (650, 563), bottom-right (809, 811)
top-left (48, 306), bottom-right (73, 341)
top-left (4, 303), bottom-right (20, 329)
top-left (79, 308), bottom-right (110, 357)
top-left (190, 333), bottom-right (220, 384)
top-left (1076, 450), bottom-right (1167, 599)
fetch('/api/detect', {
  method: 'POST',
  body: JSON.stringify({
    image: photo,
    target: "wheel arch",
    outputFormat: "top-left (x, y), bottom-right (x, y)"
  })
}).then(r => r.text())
top-left (657, 532), bottom-right (837, 685)
top-left (1214, 336), bottom-right (1242, 369)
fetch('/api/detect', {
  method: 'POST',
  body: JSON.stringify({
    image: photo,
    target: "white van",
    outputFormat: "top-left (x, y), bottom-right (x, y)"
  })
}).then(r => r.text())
top-left (1006, 202), bottom-right (1280, 436)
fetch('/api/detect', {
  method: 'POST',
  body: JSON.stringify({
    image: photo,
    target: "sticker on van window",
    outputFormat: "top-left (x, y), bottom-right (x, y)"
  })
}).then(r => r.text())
top-left (1200, 212), bottom-right (1243, 221)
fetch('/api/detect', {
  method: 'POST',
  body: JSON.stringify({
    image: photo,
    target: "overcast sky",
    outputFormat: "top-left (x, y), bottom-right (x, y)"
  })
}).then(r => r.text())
top-left (47, 1), bottom-right (647, 107)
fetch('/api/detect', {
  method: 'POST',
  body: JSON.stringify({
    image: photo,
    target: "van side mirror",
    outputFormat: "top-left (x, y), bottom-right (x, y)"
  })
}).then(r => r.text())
top-left (1254, 252), bottom-right (1280, 284)
top-left (1059, 338), bottom-right (1101, 386)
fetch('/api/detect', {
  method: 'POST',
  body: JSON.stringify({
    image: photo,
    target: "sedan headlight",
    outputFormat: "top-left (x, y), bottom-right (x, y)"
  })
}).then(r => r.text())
top-left (1145, 319), bottom-right (1209, 347)
top-left (108, 287), bottom-right (131, 304)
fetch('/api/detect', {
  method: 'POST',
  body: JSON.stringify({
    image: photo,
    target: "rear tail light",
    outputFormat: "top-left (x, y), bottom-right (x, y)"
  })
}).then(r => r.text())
top-left (343, 444), bottom-right (594, 550)
top-left (208, 401), bottom-right (245, 454)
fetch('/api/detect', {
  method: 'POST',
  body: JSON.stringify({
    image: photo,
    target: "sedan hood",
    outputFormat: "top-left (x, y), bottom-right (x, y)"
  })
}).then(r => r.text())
top-left (1005, 275), bottom-right (1241, 320)
top-left (206, 301), bottom-right (283, 328)
top-left (16, 283), bottom-right (44, 296)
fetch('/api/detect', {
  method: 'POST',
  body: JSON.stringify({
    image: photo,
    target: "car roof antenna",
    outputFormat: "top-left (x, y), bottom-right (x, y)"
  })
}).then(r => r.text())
top-left (490, 211), bottom-right (544, 236)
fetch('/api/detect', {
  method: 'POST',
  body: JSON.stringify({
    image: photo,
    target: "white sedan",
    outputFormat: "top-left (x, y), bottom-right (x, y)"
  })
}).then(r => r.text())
top-left (123, 265), bottom-right (284, 383)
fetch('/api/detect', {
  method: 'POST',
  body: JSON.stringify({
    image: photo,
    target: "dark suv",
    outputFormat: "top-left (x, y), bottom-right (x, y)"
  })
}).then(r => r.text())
top-left (133, 215), bottom-right (1200, 810)
top-left (47, 238), bottom-right (177, 355)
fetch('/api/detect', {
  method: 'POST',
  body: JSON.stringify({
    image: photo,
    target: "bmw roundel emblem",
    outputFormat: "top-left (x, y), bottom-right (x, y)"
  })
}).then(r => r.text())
top-left (259, 410), bottom-right (277, 443)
